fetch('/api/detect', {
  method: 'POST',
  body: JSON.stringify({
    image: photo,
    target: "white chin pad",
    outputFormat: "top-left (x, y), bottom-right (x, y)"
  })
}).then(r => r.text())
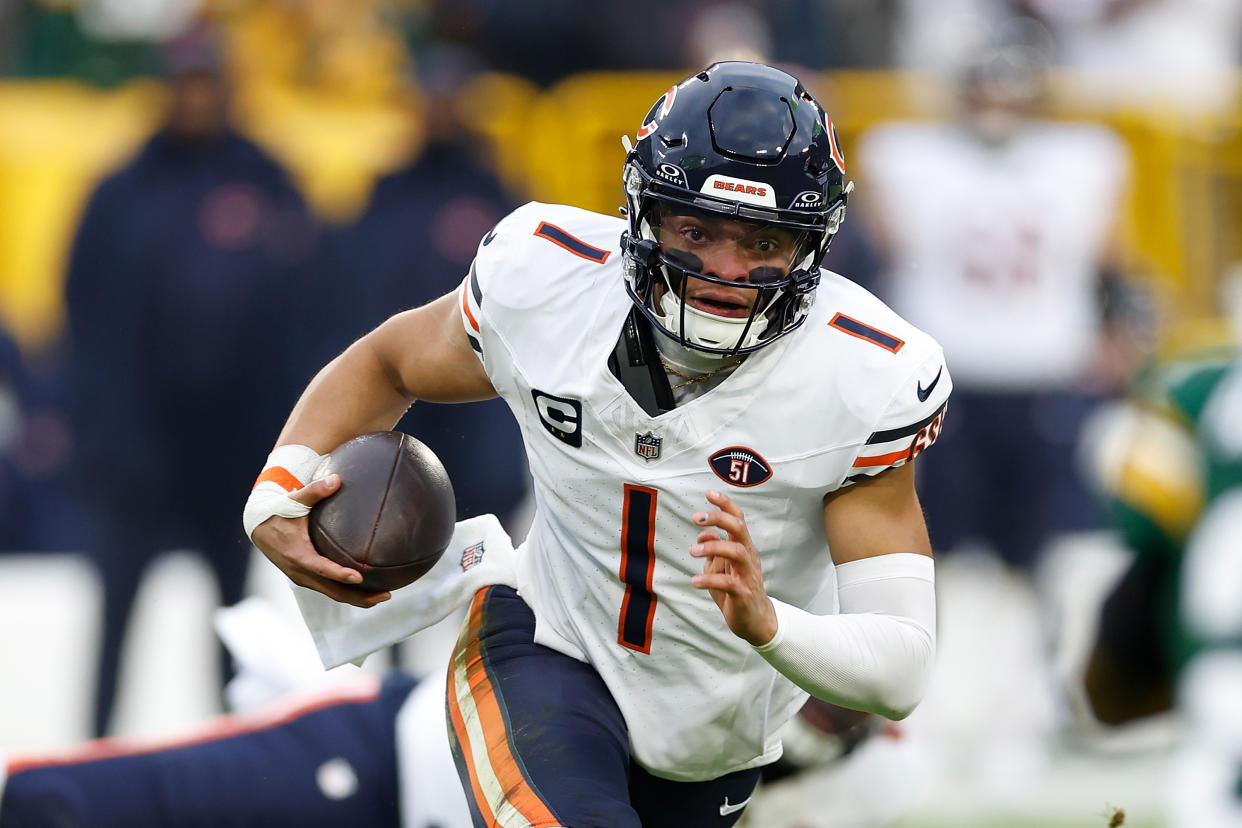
top-left (657, 291), bottom-right (768, 351)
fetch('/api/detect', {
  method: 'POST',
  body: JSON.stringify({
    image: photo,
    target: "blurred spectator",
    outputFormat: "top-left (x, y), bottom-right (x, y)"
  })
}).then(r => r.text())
top-left (423, 0), bottom-right (627, 87)
top-left (855, 16), bottom-right (1150, 572)
top-left (421, 0), bottom-right (877, 84)
top-left (0, 327), bottom-right (76, 552)
top-left (5, 1), bottom-right (898, 88)
top-left (1018, 0), bottom-right (1242, 119)
top-left (227, 0), bottom-right (409, 101)
top-left (311, 43), bottom-right (530, 531)
top-left (1, 0), bottom-right (165, 85)
top-left (61, 23), bottom-right (320, 737)
top-left (807, 0), bottom-right (900, 69)
top-left (1080, 349), bottom-right (1242, 825)
top-left (0, 327), bottom-right (34, 545)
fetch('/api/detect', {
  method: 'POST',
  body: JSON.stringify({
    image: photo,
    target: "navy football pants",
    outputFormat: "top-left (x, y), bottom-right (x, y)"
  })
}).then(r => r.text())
top-left (447, 585), bottom-right (762, 828)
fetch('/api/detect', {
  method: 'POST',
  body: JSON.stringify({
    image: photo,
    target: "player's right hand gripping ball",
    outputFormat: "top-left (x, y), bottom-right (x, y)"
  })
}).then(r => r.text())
top-left (308, 431), bottom-right (456, 592)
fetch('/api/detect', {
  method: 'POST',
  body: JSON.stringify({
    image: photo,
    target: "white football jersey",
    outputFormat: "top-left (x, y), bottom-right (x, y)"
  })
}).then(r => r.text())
top-left (858, 121), bottom-right (1129, 390)
top-left (458, 202), bottom-right (951, 781)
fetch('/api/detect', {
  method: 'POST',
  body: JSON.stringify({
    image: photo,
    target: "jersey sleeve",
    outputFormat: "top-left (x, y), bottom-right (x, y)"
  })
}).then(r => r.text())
top-left (458, 259), bottom-right (486, 365)
top-left (846, 348), bottom-right (952, 483)
top-left (454, 201), bottom-right (622, 396)
top-left (455, 202), bottom-right (545, 372)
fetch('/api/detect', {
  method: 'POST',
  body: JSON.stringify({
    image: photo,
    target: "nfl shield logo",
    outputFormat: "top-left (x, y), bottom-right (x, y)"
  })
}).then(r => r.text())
top-left (634, 431), bottom-right (662, 461)
top-left (460, 542), bottom-right (485, 571)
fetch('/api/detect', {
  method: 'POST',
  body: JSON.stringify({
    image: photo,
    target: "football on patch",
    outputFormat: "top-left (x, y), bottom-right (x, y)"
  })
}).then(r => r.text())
top-left (308, 431), bottom-right (456, 592)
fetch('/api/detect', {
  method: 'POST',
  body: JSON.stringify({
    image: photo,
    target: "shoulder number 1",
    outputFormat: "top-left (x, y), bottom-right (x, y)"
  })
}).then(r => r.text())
top-left (619, 484), bottom-right (658, 653)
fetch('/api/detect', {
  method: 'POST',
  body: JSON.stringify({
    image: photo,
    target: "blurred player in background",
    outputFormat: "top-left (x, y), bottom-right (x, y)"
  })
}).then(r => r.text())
top-left (62, 24), bottom-right (320, 737)
top-left (856, 15), bottom-right (1147, 575)
top-left (1081, 349), bottom-right (1242, 826)
top-left (244, 60), bottom-right (949, 826)
top-left (853, 12), bottom-right (1152, 796)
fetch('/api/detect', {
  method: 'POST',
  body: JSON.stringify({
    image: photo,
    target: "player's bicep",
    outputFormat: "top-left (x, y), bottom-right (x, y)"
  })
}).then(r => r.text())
top-left (822, 462), bottom-right (932, 566)
top-left (367, 291), bottom-right (497, 404)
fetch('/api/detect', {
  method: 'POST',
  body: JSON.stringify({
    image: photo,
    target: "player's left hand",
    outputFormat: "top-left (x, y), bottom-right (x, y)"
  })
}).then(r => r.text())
top-left (690, 489), bottom-right (779, 647)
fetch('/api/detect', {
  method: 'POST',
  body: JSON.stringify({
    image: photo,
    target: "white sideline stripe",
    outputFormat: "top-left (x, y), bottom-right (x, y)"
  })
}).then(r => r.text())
top-left (451, 642), bottom-right (537, 828)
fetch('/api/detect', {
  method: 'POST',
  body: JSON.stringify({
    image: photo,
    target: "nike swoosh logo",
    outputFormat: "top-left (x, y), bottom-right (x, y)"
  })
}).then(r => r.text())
top-left (719, 796), bottom-right (751, 816)
top-left (917, 366), bottom-right (943, 402)
top-left (482, 227), bottom-right (497, 246)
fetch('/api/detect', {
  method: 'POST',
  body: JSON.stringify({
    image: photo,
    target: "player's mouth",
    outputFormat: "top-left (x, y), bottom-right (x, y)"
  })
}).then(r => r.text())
top-left (686, 290), bottom-right (754, 318)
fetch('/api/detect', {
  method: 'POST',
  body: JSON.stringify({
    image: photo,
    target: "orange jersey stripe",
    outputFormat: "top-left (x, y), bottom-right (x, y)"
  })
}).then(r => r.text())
top-left (852, 448), bottom-right (908, 468)
top-left (449, 589), bottom-right (561, 827)
top-left (7, 678), bottom-right (382, 775)
top-left (253, 465), bottom-right (305, 492)
top-left (461, 279), bottom-right (481, 333)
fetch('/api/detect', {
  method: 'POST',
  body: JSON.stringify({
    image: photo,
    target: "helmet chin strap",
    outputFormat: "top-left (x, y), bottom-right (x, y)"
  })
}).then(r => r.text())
top-left (657, 290), bottom-right (769, 353)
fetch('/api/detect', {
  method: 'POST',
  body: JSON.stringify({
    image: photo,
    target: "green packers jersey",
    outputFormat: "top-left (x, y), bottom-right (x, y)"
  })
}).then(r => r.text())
top-left (1099, 348), bottom-right (1241, 667)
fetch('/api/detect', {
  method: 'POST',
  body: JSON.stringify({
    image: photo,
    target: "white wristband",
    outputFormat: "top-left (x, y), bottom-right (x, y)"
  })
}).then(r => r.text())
top-left (754, 553), bottom-right (936, 720)
top-left (242, 444), bottom-right (326, 541)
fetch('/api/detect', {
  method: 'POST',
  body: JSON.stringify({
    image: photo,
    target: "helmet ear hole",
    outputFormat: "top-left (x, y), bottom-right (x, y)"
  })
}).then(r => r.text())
top-left (630, 235), bottom-right (661, 266)
top-left (622, 233), bottom-right (662, 296)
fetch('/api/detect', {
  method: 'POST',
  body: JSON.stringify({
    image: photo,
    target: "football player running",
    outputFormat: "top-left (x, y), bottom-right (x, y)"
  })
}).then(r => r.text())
top-left (246, 62), bottom-right (951, 827)
top-left (1081, 350), bottom-right (1242, 826)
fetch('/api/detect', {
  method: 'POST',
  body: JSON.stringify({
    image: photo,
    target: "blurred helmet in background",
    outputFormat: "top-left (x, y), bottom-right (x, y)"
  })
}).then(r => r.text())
top-left (957, 16), bottom-right (1056, 142)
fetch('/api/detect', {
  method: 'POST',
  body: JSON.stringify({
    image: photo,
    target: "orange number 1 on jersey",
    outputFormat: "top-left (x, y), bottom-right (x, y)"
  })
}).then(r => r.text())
top-left (618, 484), bottom-right (658, 653)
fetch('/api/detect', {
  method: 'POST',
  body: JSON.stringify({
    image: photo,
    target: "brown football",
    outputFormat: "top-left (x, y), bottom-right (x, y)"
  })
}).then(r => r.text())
top-left (308, 431), bottom-right (456, 592)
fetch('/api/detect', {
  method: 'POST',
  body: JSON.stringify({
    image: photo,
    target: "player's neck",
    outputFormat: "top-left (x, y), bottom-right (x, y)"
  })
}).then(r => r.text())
top-left (653, 335), bottom-right (743, 402)
top-left (654, 333), bottom-right (739, 373)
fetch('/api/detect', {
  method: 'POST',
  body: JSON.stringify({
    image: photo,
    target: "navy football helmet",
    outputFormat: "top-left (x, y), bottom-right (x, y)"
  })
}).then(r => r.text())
top-left (621, 61), bottom-right (851, 355)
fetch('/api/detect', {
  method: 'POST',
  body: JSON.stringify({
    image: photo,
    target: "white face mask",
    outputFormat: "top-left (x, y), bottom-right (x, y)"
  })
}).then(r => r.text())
top-left (656, 290), bottom-right (769, 353)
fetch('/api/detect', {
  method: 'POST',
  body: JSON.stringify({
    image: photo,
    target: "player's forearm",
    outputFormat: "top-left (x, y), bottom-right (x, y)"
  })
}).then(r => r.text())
top-left (754, 553), bottom-right (936, 720)
top-left (273, 295), bottom-right (496, 453)
top-left (276, 334), bottom-right (415, 454)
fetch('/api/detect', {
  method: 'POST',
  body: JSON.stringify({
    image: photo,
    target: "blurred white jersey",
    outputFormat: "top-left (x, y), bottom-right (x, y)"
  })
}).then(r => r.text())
top-left (858, 121), bottom-right (1128, 390)
top-left (458, 202), bottom-right (951, 781)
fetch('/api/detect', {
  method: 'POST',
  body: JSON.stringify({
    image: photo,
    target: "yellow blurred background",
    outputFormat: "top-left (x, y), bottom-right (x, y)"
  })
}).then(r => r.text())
top-left (3, 3), bottom-right (1241, 354)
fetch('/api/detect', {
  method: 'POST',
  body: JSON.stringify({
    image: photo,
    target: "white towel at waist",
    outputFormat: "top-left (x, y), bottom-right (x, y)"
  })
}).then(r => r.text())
top-left (292, 513), bottom-right (518, 669)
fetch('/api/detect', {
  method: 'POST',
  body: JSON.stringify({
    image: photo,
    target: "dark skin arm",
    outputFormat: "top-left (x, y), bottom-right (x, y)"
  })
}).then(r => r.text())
top-left (251, 292), bottom-right (495, 607)
top-left (690, 462), bottom-right (932, 645)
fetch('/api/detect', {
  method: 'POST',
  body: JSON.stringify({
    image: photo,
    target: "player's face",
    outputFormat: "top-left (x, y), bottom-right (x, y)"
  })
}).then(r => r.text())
top-left (655, 211), bottom-right (806, 318)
